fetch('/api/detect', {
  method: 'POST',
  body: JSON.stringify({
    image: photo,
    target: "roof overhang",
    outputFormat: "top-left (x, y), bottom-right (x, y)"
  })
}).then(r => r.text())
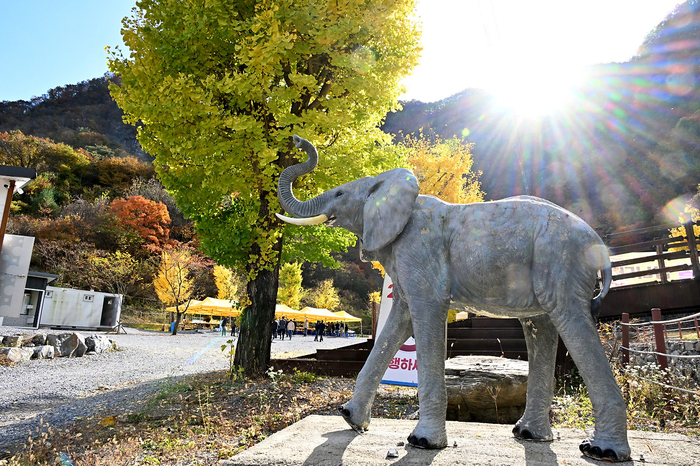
top-left (0, 165), bottom-right (37, 191)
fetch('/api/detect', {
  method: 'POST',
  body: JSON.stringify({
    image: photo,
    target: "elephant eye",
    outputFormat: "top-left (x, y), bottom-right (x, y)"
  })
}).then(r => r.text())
top-left (335, 191), bottom-right (344, 197)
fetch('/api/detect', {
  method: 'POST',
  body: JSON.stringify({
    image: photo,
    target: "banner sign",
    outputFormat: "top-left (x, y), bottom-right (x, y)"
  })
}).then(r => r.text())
top-left (377, 275), bottom-right (418, 386)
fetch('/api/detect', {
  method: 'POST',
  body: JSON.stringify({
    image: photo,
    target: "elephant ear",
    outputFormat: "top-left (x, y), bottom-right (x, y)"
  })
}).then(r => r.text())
top-left (362, 168), bottom-right (419, 251)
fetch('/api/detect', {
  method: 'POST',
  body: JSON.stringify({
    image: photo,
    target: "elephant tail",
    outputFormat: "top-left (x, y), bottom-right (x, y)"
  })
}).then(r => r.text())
top-left (591, 266), bottom-right (612, 319)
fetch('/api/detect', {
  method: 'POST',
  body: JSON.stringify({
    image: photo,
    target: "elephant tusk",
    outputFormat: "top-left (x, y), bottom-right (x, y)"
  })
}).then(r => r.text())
top-left (276, 213), bottom-right (328, 225)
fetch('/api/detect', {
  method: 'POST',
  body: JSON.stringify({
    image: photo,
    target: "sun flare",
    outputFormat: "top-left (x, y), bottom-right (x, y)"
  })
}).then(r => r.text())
top-left (485, 61), bottom-right (584, 117)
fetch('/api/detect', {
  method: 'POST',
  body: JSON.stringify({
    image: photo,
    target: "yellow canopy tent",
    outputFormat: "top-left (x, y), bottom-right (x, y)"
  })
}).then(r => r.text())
top-left (165, 299), bottom-right (203, 313)
top-left (332, 310), bottom-right (361, 322)
top-left (194, 297), bottom-right (241, 317)
top-left (333, 310), bottom-right (363, 336)
top-left (275, 304), bottom-right (303, 318)
top-left (300, 307), bottom-right (345, 322)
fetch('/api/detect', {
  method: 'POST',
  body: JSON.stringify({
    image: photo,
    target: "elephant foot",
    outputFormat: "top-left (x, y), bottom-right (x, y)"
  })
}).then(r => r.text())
top-left (579, 439), bottom-right (631, 463)
top-left (512, 419), bottom-right (553, 442)
top-left (407, 421), bottom-right (447, 449)
top-left (338, 402), bottom-right (370, 433)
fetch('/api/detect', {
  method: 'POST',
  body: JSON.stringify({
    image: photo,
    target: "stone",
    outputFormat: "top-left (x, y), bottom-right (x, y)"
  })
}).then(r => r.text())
top-left (85, 335), bottom-right (112, 354)
top-left (0, 347), bottom-right (33, 363)
top-left (47, 333), bottom-right (87, 358)
top-left (444, 355), bottom-right (528, 424)
top-left (31, 345), bottom-right (55, 360)
top-left (2, 335), bottom-right (23, 347)
top-left (73, 333), bottom-right (87, 357)
top-left (30, 333), bottom-right (47, 346)
top-left (696, 340), bottom-right (700, 352)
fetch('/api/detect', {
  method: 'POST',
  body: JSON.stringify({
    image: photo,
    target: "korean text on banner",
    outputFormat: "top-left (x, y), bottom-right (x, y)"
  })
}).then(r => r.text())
top-left (377, 275), bottom-right (418, 387)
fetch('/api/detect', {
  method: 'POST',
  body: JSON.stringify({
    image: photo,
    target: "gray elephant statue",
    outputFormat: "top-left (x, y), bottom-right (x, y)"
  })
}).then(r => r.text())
top-left (277, 135), bottom-right (631, 462)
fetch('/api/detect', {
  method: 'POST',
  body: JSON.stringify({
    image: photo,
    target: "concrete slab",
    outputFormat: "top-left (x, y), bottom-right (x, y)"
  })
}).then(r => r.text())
top-left (221, 415), bottom-right (700, 466)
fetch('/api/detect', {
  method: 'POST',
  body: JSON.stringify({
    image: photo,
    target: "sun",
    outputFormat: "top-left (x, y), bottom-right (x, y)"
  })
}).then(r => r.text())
top-left (484, 60), bottom-right (584, 117)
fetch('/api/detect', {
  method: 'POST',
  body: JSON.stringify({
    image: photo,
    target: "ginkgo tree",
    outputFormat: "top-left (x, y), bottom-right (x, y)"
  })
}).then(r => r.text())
top-left (213, 264), bottom-right (246, 302)
top-left (109, 0), bottom-right (421, 375)
top-left (277, 262), bottom-right (305, 309)
top-left (403, 134), bottom-right (484, 204)
top-left (154, 246), bottom-right (211, 335)
top-left (306, 278), bottom-right (340, 311)
top-left (371, 134), bottom-right (484, 277)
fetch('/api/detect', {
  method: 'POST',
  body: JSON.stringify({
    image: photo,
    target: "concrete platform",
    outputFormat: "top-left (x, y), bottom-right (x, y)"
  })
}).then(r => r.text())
top-left (221, 415), bottom-right (700, 466)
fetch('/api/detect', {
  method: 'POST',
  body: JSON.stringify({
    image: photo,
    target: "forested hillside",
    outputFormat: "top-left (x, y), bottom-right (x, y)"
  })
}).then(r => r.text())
top-left (0, 75), bottom-right (146, 161)
top-left (384, 1), bottom-right (700, 236)
top-left (1, 1), bottom-right (699, 321)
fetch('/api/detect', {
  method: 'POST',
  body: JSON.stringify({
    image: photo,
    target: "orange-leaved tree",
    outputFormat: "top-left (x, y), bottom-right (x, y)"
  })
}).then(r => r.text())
top-left (109, 195), bottom-right (171, 249)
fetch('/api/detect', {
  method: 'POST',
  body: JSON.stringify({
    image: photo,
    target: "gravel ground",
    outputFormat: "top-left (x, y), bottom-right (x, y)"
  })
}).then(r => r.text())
top-left (0, 325), bottom-right (366, 450)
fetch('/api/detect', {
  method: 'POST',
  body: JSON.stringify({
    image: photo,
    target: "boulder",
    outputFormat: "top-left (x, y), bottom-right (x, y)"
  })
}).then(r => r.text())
top-left (30, 333), bottom-right (47, 346)
top-left (85, 335), bottom-right (112, 354)
top-left (0, 347), bottom-right (33, 363)
top-left (445, 355), bottom-right (528, 424)
top-left (31, 345), bottom-right (55, 360)
top-left (47, 333), bottom-right (87, 358)
top-left (2, 335), bottom-right (23, 347)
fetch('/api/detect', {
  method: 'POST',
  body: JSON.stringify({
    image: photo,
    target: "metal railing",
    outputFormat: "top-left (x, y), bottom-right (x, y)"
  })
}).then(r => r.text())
top-left (619, 308), bottom-right (700, 395)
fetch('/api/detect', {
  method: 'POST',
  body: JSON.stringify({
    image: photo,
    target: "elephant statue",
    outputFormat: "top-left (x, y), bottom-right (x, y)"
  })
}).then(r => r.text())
top-left (276, 135), bottom-right (631, 462)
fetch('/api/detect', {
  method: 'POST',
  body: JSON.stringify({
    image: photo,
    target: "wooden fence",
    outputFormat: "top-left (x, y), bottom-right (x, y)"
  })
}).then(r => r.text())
top-left (606, 221), bottom-right (700, 286)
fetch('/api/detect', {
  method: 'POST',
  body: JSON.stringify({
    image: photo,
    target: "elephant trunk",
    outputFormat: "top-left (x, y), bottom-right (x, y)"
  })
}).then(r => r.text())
top-left (278, 135), bottom-right (328, 219)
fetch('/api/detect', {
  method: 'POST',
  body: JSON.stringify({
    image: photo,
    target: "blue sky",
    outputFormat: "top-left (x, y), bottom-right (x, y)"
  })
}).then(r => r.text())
top-left (0, 1), bottom-right (682, 104)
top-left (0, 0), bottom-right (134, 102)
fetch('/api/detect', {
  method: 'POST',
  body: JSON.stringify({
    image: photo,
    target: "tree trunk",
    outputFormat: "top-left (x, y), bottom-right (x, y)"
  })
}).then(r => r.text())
top-left (172, 310), bottom-right (183, 335)
top-left (234, 191), bottom-right (283, 377)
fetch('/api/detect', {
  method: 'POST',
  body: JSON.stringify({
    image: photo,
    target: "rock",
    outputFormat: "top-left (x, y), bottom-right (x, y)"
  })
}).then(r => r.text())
top-left (85, 335), bottom-right (112, 354)
top-left (47, 333), bottom-right (87, 358)
top-left (2, 335), bottom-right (23, 347)
top-left (444, 355), bottom-right (528, 424)
top-left (31, 345), bottom-right (55, 360)
top-left (30, 333), bottom-right (47, 346)
top-left (0, 347), bottom-right (33, 363)
top-left (73, 333), bottom-right (87, 357)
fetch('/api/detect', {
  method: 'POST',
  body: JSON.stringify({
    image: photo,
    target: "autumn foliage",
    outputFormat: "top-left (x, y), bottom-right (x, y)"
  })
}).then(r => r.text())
top-left (403, 134), bottom-right (484, 205)
top-left (109, 196), bottom-right (171, 247)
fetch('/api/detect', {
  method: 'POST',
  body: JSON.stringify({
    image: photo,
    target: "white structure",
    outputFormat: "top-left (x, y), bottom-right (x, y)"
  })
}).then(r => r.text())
top-left (0, 165), bottom-right (43, 327)
top-left (39, 286), bottom-right (122, 330)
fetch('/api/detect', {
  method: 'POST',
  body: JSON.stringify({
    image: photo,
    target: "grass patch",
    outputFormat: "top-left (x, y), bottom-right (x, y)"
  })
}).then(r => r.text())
top-left (2, 320), bottom-right (698, 465)
top-left (0, 369), bottom-right (414, 466)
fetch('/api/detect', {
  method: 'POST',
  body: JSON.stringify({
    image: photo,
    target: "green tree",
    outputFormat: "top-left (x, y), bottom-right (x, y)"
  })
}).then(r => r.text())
top-left (277, 262), bottom-right (305, 309)
top-left (109, 0), bottom-right (420, 375)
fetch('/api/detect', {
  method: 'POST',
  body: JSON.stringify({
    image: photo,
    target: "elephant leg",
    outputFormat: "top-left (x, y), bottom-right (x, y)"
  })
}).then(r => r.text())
top-left (513, 314), bottom-right (558, 441)
top-left (549, 303), bottom-right (631, 462)
top-left (339, 296), bottom-right (413, 432)
top-left (406, 301), bottom-right (449, 449)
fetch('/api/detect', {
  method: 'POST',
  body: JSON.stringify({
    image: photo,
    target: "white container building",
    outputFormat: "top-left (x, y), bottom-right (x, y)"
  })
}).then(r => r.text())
top-left (39, 286), bottom-right (122, 330)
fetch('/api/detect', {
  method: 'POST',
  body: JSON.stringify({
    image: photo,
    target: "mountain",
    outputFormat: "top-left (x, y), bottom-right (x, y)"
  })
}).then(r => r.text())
top-left (0, 74), bottom-right (147, 161)
top-left (384, 1), bottom-right (700, 236)
top-left (3, 2), bottom-right (700, 236)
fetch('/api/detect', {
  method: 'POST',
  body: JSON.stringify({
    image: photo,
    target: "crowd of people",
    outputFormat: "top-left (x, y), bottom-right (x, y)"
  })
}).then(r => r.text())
top-left (219, 316), bottom-right (238, 336)
top-left (212, 315), bottom-right (353, 340)
top-left (271, 317), bottom-right (350, 342)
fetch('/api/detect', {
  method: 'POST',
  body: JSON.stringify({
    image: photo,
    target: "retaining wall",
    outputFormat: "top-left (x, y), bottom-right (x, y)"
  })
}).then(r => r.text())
top-left (629, 340), bottom-right (700, 384)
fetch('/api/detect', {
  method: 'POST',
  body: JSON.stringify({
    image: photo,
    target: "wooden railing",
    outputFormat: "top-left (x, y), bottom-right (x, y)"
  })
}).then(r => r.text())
top-left (605, 221), bottom-right (700, 286)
